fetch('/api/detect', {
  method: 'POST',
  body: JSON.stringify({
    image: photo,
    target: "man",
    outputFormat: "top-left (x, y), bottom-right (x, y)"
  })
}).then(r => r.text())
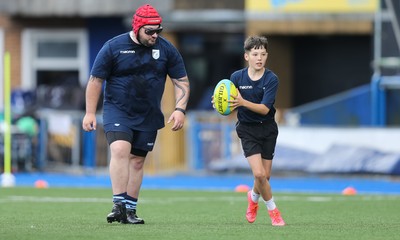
top-left (82, 4), bottom-right (190, 224)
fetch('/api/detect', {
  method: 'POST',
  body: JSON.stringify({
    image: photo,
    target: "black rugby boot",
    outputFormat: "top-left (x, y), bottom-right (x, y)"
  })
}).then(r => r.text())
top-left (123, 209), bottom-right (145, 224)
top-left (106, 202), bottom-right (127, 223)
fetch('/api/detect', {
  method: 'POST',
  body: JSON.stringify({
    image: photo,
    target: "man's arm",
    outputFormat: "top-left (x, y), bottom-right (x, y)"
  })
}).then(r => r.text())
top-left (171, 76), bottom-right (190, 111)
top-left (82, 76), bottom-right (104, 131)
top-left (167, 76), bottom-right (190, 131)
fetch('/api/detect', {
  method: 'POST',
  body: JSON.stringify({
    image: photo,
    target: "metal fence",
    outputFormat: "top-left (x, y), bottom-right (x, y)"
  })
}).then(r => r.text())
top-left (186, 111), bottom-right (242, 171)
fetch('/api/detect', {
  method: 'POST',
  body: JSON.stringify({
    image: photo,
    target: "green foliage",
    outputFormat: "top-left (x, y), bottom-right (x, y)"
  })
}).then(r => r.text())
top-left (0, 187), bottom-right (399, 240)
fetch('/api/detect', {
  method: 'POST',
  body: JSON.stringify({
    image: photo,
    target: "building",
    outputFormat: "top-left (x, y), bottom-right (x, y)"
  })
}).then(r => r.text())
top-left (2, 0), bottom-right (397, 172)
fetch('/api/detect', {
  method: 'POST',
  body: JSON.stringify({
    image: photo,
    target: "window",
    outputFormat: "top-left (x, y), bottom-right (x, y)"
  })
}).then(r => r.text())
top-left (21, 29), bottom-right (88, 89)
top-left (21, 29), bottom-right (88, 110)
top-left (37, 41), bottom-right (78, 58)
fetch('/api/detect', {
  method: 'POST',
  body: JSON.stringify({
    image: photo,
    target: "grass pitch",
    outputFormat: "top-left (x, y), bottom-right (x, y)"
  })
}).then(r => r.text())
top-left (1, 187), bottom-right (399, 240)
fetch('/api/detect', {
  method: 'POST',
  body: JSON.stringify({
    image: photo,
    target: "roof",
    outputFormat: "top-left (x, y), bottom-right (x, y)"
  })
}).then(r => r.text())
top-left (0, 0), bottom-right (172, 17)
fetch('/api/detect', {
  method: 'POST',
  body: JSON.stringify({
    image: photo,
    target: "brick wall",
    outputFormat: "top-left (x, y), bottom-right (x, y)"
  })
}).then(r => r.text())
top-left (0, 15), bottom-right (22, 89)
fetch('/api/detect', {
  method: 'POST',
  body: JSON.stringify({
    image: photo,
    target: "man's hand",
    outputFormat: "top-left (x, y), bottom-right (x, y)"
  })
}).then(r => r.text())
top-left (82, 113), bottom-right (97, 131)
top-left (167, 110), bottom-right (185, 131)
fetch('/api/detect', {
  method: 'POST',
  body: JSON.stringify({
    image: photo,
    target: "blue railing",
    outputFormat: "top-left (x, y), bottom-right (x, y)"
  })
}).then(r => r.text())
top-left (284, 84), bottom-right (372, 126)
top-left (371, 75), bottom-right (400, 126)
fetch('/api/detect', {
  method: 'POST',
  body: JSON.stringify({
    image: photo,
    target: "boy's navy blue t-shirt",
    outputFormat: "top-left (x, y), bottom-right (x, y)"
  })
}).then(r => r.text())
top-left (230, 68), bottom-right (278, 123)
top-left (91, 33), bottom-right (187, 131)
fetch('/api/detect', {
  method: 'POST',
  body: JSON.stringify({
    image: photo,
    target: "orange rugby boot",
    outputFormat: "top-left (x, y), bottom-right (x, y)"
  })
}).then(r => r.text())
top-left (268, 208), bottom-right (286, 226)
top-left (246, 191), bottom-right (259, 223)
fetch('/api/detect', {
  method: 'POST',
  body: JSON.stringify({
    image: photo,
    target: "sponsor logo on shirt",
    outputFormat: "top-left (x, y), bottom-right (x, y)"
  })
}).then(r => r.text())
top-left (120, 50), bottom-right (135, 54)
top-left (239, 85), bottom-right (253, 90)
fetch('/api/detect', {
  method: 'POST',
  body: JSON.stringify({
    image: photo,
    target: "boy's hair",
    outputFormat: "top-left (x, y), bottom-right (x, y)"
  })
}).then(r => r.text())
top-left (244, 36), bottom-right (268, 52)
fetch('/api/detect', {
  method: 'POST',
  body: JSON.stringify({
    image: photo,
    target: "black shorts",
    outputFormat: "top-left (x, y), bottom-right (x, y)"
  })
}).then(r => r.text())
top-left (235, 121), bottom-right (278, 160)
top-left (104, 123), bottom-right (157, 157)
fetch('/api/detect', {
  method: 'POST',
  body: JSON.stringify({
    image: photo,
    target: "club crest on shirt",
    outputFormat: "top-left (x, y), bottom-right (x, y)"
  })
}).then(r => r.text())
top-left (152, 49), bottom-right (160, 59)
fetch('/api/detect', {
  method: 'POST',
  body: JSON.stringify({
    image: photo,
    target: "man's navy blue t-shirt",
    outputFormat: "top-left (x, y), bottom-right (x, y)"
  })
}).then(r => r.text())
top-left (91, 33), bottom-right (187, 131)
top-left (230, 68), bottom-right (278, 123)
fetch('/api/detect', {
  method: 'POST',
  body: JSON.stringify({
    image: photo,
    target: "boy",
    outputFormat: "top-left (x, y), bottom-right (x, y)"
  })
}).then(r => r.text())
top-left (227, 36), bottom-right (285, 226)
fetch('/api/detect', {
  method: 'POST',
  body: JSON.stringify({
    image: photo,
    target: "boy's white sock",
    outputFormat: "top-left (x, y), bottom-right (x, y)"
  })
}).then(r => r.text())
top-left (264, 197), bottom-right (276, 211)
top-left (250, 189), bottom-right (260, 203)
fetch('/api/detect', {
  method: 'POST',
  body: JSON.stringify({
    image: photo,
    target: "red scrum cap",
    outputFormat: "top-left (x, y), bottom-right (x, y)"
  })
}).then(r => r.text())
top-left (132, 4), bottom-right (162, 36)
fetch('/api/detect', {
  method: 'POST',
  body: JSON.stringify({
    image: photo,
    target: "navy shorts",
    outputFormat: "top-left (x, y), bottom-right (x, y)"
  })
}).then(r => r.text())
top-left (235, 120), bottom-right (278, 160)
top-left (104, 123), bottom-right (157, 157)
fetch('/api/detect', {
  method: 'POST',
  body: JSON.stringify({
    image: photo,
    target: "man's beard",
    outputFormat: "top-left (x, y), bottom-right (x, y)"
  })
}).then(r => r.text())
top-left (138, 35), bottom-right (156, 47)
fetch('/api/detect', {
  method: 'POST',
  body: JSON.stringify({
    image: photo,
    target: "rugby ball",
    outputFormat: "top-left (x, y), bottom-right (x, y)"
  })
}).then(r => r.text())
top-left (213, 79), bottom-right (238, 115)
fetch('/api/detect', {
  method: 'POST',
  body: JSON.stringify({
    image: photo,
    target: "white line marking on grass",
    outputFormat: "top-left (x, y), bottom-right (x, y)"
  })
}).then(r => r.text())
top-left (0, 196), bottom-right (245, 204)
top-left (3, 196), bottom-right (110, 203)
top-left (1, 195), bottom-right (399, 204)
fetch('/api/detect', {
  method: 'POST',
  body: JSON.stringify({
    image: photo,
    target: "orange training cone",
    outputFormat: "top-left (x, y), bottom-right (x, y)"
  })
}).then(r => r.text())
top-left (235, 184), bottom-right (250, 193)
top-left (342, 186), bottom-right (357, 195)
top-left (34, 180), bottom-right (49, 188)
